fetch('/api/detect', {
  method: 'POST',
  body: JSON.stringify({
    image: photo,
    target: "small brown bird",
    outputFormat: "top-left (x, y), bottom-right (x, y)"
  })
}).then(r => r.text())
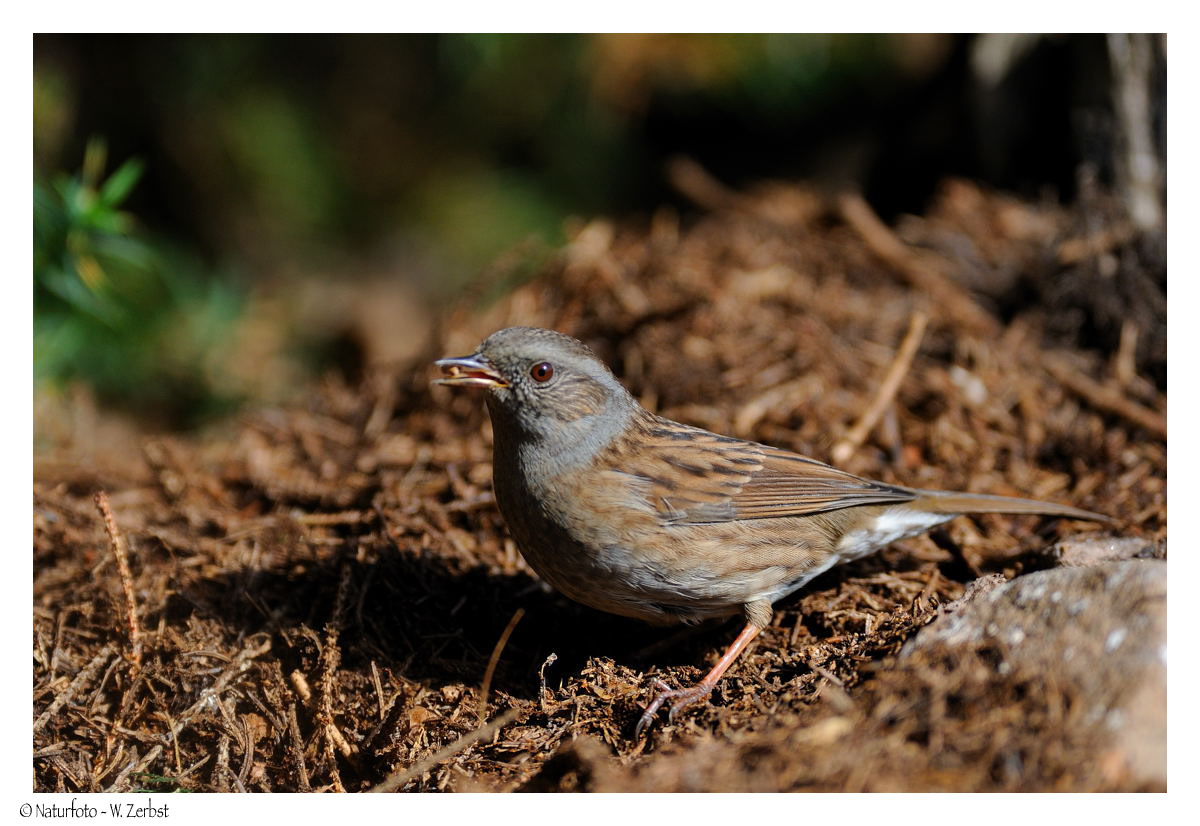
top-left (434, 327), bottom-right (1109, 735)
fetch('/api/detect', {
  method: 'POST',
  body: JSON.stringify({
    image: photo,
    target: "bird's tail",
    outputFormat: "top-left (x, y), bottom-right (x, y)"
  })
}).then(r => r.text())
top-left (911, 490), bottom-right (1113, 524)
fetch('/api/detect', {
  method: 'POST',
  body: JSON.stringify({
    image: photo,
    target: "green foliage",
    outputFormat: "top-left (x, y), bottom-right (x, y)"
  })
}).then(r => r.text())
top-left (219, 88), bottom-right (349, 240)
top-left (34, 140), bottom-right (245, 426)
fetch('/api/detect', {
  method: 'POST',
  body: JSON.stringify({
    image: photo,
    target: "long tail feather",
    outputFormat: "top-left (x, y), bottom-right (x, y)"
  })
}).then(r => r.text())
top-left (912, 490), bottom-right (1113, 523)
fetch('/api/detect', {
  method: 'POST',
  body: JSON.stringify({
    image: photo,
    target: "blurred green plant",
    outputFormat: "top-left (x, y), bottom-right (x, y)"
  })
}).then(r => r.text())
top-left (35, 35), bottom-right (934, 300)
top-left (34, 139), bottom-right (245, 427)
top-left (31, 35), bottom-right (956, 431)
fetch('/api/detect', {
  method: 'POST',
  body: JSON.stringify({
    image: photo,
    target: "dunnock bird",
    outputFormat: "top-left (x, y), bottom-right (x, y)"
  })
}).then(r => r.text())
top-left (434, 327), bottom-right (1109, 735)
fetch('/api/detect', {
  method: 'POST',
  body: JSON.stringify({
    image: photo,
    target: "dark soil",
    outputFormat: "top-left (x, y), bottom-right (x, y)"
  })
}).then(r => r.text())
top-left (33, 176), bottom-right (1166, 792)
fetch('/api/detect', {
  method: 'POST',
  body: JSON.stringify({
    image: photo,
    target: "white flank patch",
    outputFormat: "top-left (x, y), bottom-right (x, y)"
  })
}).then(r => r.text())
top-left (836, 508), bottom-right (953, 562)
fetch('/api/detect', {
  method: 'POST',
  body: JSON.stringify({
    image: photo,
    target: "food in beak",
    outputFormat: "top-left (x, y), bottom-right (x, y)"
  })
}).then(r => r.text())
top-left (433, 356), bottom-right (508, 388)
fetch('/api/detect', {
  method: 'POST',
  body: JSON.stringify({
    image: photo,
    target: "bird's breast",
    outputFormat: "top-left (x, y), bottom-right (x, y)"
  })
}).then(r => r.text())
top-left (491, 459), bottom-right (736, 623)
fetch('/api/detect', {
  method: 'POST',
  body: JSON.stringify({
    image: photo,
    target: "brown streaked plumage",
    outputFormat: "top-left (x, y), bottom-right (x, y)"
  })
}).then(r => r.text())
top-left (434, 326), bottom-right (1110, 736)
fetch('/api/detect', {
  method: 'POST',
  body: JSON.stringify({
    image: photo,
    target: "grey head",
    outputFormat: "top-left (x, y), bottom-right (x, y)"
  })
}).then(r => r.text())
top-left (434, 327), bottom-right (639, 467)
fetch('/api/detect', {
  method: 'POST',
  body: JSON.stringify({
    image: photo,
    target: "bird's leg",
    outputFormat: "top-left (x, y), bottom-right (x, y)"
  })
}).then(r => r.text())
top-left (635, 620), bottom-right (763, 737)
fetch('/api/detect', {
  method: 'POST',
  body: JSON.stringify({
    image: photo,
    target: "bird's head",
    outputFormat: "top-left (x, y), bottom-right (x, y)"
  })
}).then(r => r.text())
top-left (434, 326), bottom-right (637, 450)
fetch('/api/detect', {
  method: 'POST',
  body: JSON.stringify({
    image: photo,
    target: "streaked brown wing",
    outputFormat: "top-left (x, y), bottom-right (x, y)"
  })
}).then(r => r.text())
top-left (616, 418), bottom-right (916, 524)
top-left (729, 444), bottom-right (916, 518)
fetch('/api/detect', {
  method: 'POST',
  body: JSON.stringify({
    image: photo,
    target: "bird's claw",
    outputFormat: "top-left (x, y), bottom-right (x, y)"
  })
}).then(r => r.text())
top-left (634, 679), bottom-right (715, 737)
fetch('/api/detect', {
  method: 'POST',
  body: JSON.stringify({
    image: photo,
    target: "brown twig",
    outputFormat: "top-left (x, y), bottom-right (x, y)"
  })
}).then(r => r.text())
top-left (280, 674), bottom-right (312, 793)
top-left (372, 708), bottom-right (520, 793)
top-left (215, 733), bottom-right (233, 791)
top-left (1056, 222), bottom-right (1137, 265)
top-left (33, 643), bottom-right (115, 734)
top-left (236, 711), bottom-right (255, 790)
top-left (370, 661), bottom-right (386, 720)
top-left (363, 367), bottom-right (398, 439)
top-left (733, 377), bottom-right (813, 437)
top-left (666, 156), bottom-right (740, 211)
top-left (832, 311), bottom-right (929, 464)
top-left (838, 192), bottom-right (997, 335)
top-left (1113, 320), bottom-right (1139, 388)
top-left (478, 607), bottom-right (525, 726)
top-left (293, 510), bottom-right (370, 526)
top-left (94, 491), bottom-right (143, 668)
top-left (538, 653), bottom-right (558, 711)
top-left (1043, 353), bottom-right (1166, 439)
top-left (317, 563), bottom-right (358, 790)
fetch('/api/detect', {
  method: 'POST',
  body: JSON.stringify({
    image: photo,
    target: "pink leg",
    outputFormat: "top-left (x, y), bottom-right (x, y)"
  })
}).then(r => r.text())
top-left (635, 622), bottom-right (762, 737)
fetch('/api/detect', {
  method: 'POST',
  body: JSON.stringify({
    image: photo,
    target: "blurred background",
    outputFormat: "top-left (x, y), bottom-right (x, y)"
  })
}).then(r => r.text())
top-left (32, 33), bottom-right (1165, 434)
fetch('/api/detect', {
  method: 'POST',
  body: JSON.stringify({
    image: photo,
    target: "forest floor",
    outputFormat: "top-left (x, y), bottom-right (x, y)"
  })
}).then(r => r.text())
top-left (33, 170), bottom-right (1166, 792)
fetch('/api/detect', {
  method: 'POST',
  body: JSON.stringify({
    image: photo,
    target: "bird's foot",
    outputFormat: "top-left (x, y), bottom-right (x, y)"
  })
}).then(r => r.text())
top-left (635, 678), bottom-right (714, 737)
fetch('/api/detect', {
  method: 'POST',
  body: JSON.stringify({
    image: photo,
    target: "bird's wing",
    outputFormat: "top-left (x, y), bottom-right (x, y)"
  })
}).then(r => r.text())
top-left (614, 418), bottom-right (916, 524)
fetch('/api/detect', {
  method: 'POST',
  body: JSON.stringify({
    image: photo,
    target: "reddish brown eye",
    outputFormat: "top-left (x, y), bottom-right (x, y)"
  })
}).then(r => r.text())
top-left (530, 362), bottom-right (554, 382)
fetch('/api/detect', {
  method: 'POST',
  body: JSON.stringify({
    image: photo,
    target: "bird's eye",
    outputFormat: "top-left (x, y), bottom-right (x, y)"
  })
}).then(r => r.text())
top-left (530, 362), bottom-right (554, 383)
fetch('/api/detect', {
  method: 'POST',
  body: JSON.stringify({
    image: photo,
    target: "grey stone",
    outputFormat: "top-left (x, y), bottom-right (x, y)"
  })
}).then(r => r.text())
top-left (1049, 534), bottom-right (1165, 568)
top-left (904, 560), bottom-right (1166, 787)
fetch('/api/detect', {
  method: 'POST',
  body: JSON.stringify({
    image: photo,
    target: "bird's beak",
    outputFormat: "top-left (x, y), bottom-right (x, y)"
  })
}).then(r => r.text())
top-left (433, 355), bottom-right (508, 388)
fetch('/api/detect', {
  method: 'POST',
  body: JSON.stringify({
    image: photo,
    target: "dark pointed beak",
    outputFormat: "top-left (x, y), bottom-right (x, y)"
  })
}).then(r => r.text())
top-left (433, 355), bottom-right (508, 388)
